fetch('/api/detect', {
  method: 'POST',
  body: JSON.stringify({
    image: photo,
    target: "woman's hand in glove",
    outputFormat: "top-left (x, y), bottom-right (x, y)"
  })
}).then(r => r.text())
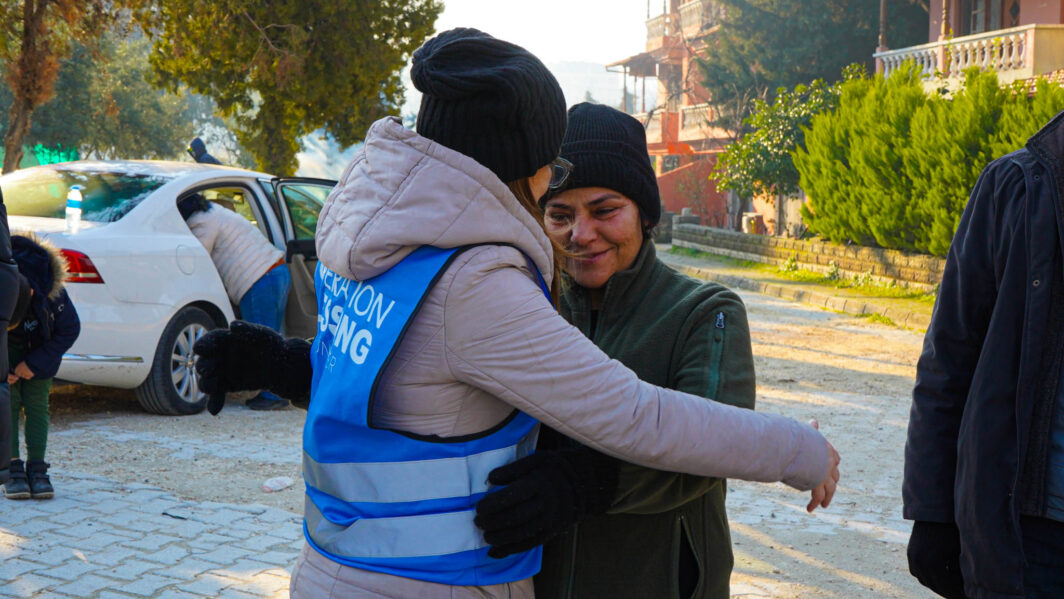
top-left (192, 320), bottom-right (312, 415)
top-left (473, 446), bottom-right (619, 558)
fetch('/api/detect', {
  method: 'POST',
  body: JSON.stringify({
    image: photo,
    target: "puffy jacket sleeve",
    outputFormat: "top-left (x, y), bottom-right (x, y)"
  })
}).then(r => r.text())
top-left (187, 210), bottom-right (220, 254)
top-left (24, 289), bottom-right (80, 379)
top-left (442, 251), bottom-right (826, 490)
top-left (903, 158), bottom-right (1012, 523)
top-left (609, 293), bottom-right (756, 514)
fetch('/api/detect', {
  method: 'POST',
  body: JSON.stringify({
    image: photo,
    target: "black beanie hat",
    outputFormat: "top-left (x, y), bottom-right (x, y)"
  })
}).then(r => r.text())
top-left (553, 102), bottom-right (661, 226)
top-left (411, 28), bottom-right (567, 183)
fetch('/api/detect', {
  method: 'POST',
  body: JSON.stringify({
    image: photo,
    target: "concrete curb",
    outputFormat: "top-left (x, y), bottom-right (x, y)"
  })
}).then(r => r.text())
top-left (660, 257), bottom-right (931, 332)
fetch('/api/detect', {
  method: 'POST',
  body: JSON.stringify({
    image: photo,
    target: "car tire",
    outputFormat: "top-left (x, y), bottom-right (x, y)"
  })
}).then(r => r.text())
top-left (135, 306), bottom-right (214, 415)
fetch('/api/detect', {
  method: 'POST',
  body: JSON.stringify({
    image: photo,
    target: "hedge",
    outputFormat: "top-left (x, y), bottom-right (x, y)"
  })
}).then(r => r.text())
top-left (794, 64), bottom-right (1064, 256)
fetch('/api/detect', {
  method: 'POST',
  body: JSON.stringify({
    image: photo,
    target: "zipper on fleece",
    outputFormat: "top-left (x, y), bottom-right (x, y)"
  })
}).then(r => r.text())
top-left (706, 312), bottom-right (726, 397)
top-left (565, 524), bottom-right (579, 598)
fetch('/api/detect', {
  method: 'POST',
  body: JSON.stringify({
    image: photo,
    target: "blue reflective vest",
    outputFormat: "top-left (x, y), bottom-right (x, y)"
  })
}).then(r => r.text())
top-left (303, 245), bottom-right (549, 586)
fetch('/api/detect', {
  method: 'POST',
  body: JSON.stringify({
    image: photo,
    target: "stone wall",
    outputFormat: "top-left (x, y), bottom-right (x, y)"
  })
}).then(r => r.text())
top-left (672, 224), bottom-right (946, 291)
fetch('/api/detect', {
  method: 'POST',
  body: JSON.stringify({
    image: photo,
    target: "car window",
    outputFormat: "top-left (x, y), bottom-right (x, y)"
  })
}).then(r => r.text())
top-left (201, 187), bottom-right (260, 227)
top-left (278, 184), bottom-right (329, 241)
top-left (2, 168), bottom-right (172, 223)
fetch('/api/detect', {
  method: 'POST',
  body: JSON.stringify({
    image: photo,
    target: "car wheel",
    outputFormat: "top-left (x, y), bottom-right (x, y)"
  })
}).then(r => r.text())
top-left (135, 306), bottom-right (214, 415)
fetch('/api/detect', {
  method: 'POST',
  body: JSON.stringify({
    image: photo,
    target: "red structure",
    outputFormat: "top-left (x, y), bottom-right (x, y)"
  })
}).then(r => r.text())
top-left (608, 1), bottom-right (734, 228)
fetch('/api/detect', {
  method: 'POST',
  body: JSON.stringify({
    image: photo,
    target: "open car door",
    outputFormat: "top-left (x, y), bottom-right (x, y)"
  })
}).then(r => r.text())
top-left (271, 177), bottom-right (336, 340)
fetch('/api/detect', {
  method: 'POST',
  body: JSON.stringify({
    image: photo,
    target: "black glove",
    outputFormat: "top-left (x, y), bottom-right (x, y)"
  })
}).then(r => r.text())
top-left (907, 520), bottom-right (967, 599)
top-left (193, 320), bottom-right (312, 415)
top-left (474, 445), bottom-right (620, 559)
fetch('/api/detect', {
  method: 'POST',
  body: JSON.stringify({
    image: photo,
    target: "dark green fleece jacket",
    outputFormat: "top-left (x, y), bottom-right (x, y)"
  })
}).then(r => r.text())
top-left (534, 242), bottom-right (756, 599)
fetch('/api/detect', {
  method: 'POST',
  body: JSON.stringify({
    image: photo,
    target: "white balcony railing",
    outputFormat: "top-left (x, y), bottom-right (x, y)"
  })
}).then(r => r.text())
top-left (679, 0), bottom-right (723, 34)
top-left (679, 1), bottom-right (707, 34)
top-left (681, 103), bottom-right (712, 130)
top-left (636, 111), bottom-right (661, 141)
top-left (874, 24), bottom-right (1064, 85)
top-left (647, 14), bottom-right (668, 39)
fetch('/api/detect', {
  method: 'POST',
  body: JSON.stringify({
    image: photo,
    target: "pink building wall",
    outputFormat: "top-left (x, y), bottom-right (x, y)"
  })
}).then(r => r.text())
top-left (1023, 1), bottom-right (1064, 24)
top-left (929, 0), bottom-right (1064, 42)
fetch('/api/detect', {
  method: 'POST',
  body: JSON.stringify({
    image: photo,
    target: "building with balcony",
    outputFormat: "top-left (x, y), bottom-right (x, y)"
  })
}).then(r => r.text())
top-left (612, 2), bottom-right (1064, 235)
top-left (874, 1), bottom-right (1064, 88)
top-left (608, 0), bottom-right (736, 229)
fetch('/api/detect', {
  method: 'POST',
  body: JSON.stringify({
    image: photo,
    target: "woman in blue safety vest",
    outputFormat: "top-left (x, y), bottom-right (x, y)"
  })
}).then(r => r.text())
top-left (194, 28), bottom-right (840, 599)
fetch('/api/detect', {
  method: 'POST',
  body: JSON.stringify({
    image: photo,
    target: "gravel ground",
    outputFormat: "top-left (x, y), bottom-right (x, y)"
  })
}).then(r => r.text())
top-left (40, 288), bottom-right (935, 598)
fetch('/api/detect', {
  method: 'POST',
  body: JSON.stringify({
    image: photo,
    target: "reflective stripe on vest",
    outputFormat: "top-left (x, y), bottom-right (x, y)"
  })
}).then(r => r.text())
top-left (303, 245), bottom-right (549, 585)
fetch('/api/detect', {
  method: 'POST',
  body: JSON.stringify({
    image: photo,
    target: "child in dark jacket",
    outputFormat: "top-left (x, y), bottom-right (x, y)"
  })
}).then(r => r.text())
top-left (2, 233), bottom-right (80, 500)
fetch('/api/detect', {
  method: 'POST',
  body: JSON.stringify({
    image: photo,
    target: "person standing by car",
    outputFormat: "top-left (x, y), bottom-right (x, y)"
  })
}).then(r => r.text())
top-left (905, 109), bottom-right (1064, 598)
top-left (187, 137), bottom-right (222, 165)
top-left (471, 102), bottom-right (757, 599)
top-left (177, 193), bottom-right (291, 410)
top-left (3, 233), bottom-right (80, 500)
top-left (192, 28), bottom-right (839, 599)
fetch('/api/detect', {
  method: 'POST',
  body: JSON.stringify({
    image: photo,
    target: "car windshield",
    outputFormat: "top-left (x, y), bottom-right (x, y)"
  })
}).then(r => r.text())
top-left (2, 167), bottom-right (172, 223)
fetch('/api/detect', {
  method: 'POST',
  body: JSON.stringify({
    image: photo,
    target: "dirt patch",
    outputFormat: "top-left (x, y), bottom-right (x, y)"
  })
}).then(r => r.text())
top-left (47, 388), bottom-right (306, 514)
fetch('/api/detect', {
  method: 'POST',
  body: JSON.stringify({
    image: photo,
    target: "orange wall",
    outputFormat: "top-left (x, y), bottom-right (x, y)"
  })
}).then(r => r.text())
top-left (656, 156), bottom-right (729, 228)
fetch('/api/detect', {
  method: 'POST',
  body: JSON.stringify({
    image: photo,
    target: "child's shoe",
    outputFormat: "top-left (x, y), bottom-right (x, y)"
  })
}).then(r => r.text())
top-left (26, 460), bottom-right (53, 499)
top-left (3, 460), bottom-right (31, 500)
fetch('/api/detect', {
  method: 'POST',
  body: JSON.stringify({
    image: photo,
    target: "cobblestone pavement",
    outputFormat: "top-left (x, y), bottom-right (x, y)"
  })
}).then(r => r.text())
top-left (0, 472), bottom-right (301, 598)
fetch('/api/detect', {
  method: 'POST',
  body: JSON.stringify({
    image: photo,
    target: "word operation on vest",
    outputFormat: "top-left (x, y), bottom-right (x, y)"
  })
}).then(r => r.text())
top-left (316, 266), bottom-right (395, 367)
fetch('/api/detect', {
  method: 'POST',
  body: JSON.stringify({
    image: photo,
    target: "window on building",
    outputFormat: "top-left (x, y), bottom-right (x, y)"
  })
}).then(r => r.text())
top-left (1005, 0), bottom-right (1020, 27)
top-left (663, 155), bottom-right (680, 173)
top-left (961, 0), bottom-right (1003, 35)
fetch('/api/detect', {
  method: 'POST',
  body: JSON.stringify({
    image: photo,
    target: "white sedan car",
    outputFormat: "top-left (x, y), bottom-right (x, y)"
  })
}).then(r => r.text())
top-left (3, 160), bottom-right (334, 415)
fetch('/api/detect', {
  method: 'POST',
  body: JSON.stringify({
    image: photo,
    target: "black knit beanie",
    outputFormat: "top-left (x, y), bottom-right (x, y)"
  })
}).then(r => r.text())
top-left (411, 28), bottom-right (567, 183)
top-left (553, 102), bottom-right (661, 226)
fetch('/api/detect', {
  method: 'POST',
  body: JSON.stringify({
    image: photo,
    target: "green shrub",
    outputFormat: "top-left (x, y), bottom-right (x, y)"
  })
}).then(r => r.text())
top-left (796, 64), bottom-right (929, 248)
top-left (903, 69), bottom-right (1007, 255)
top-left (713, 66), bottom-right (861, 199)
top-left (795, 64), bottom-right (1064, 256)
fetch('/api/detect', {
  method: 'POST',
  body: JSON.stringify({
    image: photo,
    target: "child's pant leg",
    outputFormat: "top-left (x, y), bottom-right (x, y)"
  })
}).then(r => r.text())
top-left (18, 377), bottom-right (51, 462)
top-left (9, 379), bottom-right (21, 460)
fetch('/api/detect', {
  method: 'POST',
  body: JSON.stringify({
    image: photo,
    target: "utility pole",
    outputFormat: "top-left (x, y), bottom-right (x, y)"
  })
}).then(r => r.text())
top-left (876, 0), bottom-right (888, 74)
top-left (878, 0), bottom-right (888, 51)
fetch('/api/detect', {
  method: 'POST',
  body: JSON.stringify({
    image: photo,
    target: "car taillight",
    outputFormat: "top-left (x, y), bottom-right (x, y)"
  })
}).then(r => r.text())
top-left (61, 249), bottom-right (105, 284)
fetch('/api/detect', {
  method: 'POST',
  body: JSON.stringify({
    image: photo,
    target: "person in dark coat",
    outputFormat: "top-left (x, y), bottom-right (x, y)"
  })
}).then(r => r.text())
top-left (2, 233), bottom-right (80, 500)
top-left (904, 109), bottom-right (1064, 598)
top-left (187, 137), bottom-right (222, 165)
top-left (0, 185), bottom-right (21, 486)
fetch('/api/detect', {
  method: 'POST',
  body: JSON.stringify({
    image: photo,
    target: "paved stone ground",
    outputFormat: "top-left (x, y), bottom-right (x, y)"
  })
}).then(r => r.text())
top-left (0, 472), bottom-right (301, 598)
